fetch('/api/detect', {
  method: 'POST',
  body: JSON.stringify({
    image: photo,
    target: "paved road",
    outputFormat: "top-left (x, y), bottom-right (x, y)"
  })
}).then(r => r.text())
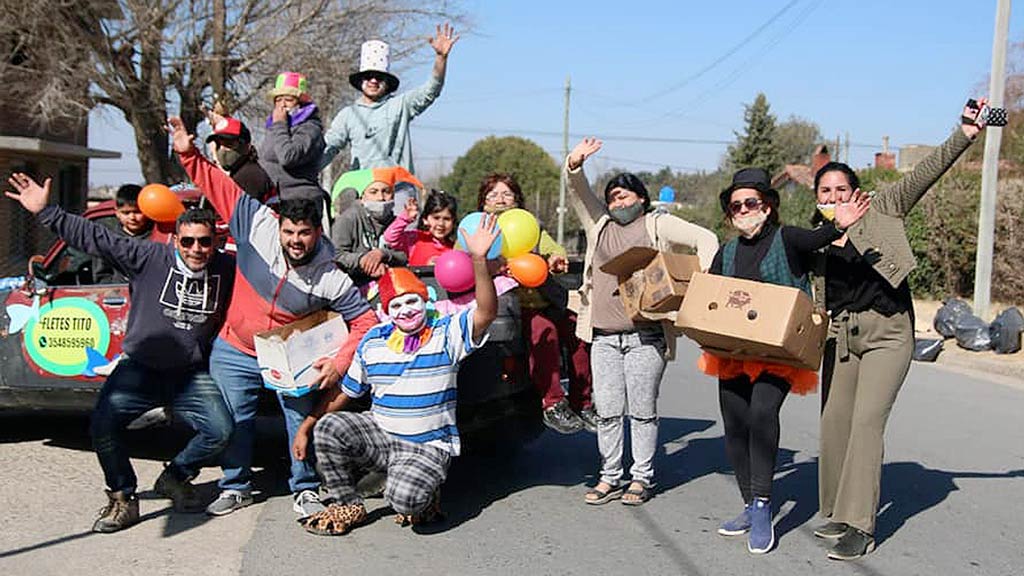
top-left (2, 341), bottom-right (1022, 576)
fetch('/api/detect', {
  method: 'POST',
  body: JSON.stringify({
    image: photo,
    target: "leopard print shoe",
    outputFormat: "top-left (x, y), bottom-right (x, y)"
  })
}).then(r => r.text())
top-left (395, 489), bottom-right (444, 527)
top-left (299, 502), bottom-right (367, 536)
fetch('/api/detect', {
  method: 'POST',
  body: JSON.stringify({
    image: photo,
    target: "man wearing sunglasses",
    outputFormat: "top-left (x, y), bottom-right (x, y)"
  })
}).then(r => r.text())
top-left (321, 24), bottom-right (460, 174)
top-left (5, 173), bottom-right (235, 533)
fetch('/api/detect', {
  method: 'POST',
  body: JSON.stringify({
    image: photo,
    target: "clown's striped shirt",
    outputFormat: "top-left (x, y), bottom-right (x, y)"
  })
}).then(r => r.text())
top-left (341, 308), bottom-right (486, 456)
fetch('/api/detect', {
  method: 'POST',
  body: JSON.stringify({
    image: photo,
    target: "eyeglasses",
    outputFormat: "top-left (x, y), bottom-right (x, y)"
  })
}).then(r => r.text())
top-left (728, 198), bottom-right (763, 215)
top-left (485, 190), bottom-right (516, 200)
top-left (178, 236), bottom-right (213, 248)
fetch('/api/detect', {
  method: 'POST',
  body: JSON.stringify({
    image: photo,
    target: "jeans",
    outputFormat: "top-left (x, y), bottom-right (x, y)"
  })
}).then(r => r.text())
top-left (590, 327), bottom-right (667, 486)
top-left (210, 337), bottom-right (319, 494)
top-left (90, 357), bottom-right (232, 493)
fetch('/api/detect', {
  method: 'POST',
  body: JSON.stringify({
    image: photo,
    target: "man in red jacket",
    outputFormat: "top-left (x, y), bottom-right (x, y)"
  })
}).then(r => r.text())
top-left (169, 117), bottom-right (379, 518)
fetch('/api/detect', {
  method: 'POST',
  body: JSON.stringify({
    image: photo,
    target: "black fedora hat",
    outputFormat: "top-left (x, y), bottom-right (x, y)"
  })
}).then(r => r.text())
top-left (719, 167), bottom-right (780, 214)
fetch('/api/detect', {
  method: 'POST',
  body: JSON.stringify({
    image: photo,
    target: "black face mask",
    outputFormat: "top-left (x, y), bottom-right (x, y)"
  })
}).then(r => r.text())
top-left (608, 202), bottom-right (644, 225)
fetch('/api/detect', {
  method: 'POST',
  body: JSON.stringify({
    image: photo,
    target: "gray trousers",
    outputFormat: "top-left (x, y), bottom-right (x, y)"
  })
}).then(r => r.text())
top-left (819, 308), bottom-right (913, 534)
top-left (590, 328), bottom-right (667, 486)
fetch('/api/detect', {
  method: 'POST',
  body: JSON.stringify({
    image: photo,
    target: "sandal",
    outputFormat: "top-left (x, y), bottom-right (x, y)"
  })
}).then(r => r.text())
top-left (622, 482), bottom-right (653, 506)
top-left (299, 502), bottom-right (367, 536)
top-left (395, 489), bottom-right (444, 527)
top-left (584, 482), bottom-right (624, 505)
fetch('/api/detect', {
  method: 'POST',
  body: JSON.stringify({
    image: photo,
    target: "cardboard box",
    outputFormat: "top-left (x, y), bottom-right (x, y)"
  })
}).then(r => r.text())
top-left (255, 310), bottom-right (349, 397)
top-left (676, 272), bottom-right (828, 371)
top-left (599, 247), bottom-right (701, 320)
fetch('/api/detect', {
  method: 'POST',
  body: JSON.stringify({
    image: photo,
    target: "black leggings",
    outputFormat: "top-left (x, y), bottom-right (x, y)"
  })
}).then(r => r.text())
top-left (718, 374), bottom-right (791, 502)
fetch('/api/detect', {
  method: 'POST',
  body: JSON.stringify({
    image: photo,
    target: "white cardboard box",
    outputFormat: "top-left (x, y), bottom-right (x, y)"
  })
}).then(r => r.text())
top-left (254, 311), bottom-right (348, 397)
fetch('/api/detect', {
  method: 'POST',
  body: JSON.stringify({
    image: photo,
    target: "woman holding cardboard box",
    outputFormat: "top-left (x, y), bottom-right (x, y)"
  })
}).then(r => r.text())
top-left (565, 138), bottom-right (718, 506)
top-left (812, 100), bottom-right (988, 560)
top-left (705, 168), bottom-right (870, 554)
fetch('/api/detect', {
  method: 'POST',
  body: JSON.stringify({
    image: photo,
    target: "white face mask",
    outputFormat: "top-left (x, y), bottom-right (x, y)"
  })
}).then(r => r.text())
top-left (732, 211), bottom-right (768, 238)
top-left (387, 293), bottom-right (426, 334)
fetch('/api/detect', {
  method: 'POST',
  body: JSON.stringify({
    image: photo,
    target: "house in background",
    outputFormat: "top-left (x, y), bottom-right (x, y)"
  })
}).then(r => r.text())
top-left (772, 144), bottom-right (832, 193)
top-left (1, 7), bottom-right (121, 278)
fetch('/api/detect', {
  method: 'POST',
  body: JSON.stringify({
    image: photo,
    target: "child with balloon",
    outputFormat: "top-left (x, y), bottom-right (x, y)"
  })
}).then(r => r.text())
top-left (477, 173), bottom-right (595, 436)
top-left (383, 188), bottom-right (458, 266)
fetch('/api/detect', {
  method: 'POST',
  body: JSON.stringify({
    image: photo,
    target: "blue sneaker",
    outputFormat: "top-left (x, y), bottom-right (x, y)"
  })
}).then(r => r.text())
top-left (717, 503), bottom-right (752, 536)
top-left (747, 498), bottom-right (775, 554)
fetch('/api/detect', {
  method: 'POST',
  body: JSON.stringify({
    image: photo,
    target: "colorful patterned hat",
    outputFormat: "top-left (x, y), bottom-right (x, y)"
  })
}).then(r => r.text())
top-left (378, 267), bottom-right (428, 310)
top-left (268, 72), bottom-right (311, 103)
top-left (349, 40), bottom-right (400, 94)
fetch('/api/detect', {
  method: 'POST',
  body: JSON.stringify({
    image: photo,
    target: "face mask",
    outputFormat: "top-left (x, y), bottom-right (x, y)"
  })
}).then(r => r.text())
top-left (816, 203), bottom-right (836, 221)
top-left (215, 147), bottom-right (244, 172)
top-left (732, 211), bottom-right (768, 238)
top-left (363, 200), bottom-right (394, 222)
top-left (483, 204), bottom-right (513, 215)
top-left (608, 202), bottom-right (644, 225)
top-left (388, 294), bottom-right (426, 334)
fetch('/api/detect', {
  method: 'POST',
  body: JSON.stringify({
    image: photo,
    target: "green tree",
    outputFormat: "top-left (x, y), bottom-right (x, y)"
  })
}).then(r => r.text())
top-left (439, 136), bottom-right (567, 233)
top-left (727, 92), bottom-right (782, 175)
top-left (775, 116), bottom-right (823, 166)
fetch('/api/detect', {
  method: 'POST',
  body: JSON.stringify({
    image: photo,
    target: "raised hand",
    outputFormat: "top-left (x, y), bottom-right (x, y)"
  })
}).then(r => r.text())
top-left (5, 173), bottom-right (51, 215)
top-left (834, 189), bottom-right (872, 230)
top-left (166, 116), bottom-right (196, 154)
top-left (461, 213), bottom-right (499, 260)
top-left (429, 22), bottom-right (460, 57)
top-left (404, 197), bottom-right (420, 220)
top-left (960, 97), bottom-right (987, 140)
top-left (548, 254), bottom-right (568, 274)
top-left (568, 137), bottom-right (602, 170)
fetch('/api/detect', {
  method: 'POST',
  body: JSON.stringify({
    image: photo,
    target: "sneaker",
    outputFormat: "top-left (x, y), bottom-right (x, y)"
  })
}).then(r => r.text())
top-left (153, 465), bottom-right (204, 512)
top-left (718, 503), bottom-right (752, 536)
top-left (542, 400), bottom-right (584, 435)
top-left (576, 406), bottom-right (598, 433)
top-left (293, 489), bottom-right (326, 518)
top-left (92, 490), bottom-right (140, 533)
top-left (127, 406), bottom-right (172, 430)
top-left (747, 498), bottom-right (775, 554)
top-left (206, 490), bottom-right (253, 516)
top-left (814, 521), bottom-right (850, 540)
top-left (827, 527), bottom-right (875, 561)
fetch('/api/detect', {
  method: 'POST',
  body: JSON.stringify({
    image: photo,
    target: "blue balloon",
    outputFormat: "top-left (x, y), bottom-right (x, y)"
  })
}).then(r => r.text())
top-left (456, 212), bottom-right (503, 259)
top-left (659, 186), bottom-right (676, 203)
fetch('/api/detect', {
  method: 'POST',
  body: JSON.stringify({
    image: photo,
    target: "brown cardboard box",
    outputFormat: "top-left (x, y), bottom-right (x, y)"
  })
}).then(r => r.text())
top-left (599, 247), bottom-right (700, 321)
top-left (642, 252), bottom-right (702, 313)
top-left (676, 272), bottom-right (828, 370)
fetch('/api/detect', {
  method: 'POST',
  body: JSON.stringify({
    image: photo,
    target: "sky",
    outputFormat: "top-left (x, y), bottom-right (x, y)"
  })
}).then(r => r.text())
top-left (86, 0), bottom-right (1023, 188)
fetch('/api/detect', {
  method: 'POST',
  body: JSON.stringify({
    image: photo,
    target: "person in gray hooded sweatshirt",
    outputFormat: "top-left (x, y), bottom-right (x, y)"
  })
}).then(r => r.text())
top-left (331, 174), bottom-right (408, 287)
top-left (5, 172), bottom-right (235, 534)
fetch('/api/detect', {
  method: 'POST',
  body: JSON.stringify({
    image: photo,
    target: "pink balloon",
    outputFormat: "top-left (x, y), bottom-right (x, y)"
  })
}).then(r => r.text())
top-left (434, 250), bottom-right (475, 293)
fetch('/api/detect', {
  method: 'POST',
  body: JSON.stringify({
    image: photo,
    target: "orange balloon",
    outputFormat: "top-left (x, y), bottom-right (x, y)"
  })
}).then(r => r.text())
top-left (507, 253), bottom-right (549, 288)
top-left (138, 184), bottom-right (185, 223)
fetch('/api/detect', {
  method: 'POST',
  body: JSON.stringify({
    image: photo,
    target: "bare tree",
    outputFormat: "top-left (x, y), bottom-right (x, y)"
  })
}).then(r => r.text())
top-left (1, 0), bottom-right (465, 183)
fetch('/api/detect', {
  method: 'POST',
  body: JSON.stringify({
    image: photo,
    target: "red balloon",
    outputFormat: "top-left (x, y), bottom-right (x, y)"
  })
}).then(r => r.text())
top-left (138, 184), bottom-right (185, 223)
top-left (507, 253), bottom-right (549, 288)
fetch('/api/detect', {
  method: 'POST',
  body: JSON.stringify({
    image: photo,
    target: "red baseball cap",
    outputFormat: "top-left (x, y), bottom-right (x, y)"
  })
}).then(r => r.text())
top-left (206, 117), bottom-right (251, 144)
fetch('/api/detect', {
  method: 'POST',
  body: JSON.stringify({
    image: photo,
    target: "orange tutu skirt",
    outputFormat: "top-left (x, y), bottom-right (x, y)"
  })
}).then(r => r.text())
top-left (697, 351), bottom-right (818, 395)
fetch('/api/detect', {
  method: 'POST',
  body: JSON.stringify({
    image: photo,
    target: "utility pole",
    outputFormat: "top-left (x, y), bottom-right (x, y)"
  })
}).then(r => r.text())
top-left (974, 0), bottom-right (1012, 319)
top-left (557, 75), bottom-right (571, 246)
top-left (211, 0), bottom-right (227, 109)
top-left (844, 131), bottom-right (850, 164)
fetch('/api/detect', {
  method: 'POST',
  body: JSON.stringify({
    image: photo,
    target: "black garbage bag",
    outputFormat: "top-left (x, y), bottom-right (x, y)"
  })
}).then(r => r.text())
top-left (954, 314), bottom-right (992, 351)
top-left (989, 307), bottom-right (1024, 355)
top-left (934, 298), bottom-right (973, 338)
top-left (913, 338), bottom-right (944, 362)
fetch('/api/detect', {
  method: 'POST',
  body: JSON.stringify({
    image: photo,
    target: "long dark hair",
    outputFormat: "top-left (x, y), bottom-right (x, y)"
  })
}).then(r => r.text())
top-left (419, 189), bottom-right (459, 244)
top-left (477, 172), bottom-right (525, 210)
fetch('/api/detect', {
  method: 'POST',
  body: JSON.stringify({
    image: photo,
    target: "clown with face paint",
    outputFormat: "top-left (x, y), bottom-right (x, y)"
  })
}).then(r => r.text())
top-left (292, 216), bottom-right (500, 535)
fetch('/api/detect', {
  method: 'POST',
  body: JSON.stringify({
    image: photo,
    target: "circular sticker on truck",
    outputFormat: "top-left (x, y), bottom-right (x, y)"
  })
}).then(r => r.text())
top-left (24, 297), bottom-right (111, 376)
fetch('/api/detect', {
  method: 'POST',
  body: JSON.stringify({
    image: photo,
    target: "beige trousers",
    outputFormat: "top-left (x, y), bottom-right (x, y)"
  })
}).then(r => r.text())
top-left (819, 308), bottom-right (914, 534)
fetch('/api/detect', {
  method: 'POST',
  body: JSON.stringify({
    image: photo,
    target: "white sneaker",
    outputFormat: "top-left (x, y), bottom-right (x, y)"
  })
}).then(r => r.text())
top-left (206, 490), bottom-right (253, 516)
top-left (293, 489), bottom-right (325, 518)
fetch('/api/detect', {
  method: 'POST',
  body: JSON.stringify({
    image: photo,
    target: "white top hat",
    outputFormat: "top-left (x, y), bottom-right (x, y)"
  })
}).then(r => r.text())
top-left (349, 40), bottom-right (400, 93)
